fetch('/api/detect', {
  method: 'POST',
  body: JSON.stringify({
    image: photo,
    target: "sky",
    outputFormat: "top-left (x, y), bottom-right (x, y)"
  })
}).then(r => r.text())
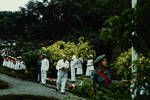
top-left (0, 0), bottom-right (30, 11)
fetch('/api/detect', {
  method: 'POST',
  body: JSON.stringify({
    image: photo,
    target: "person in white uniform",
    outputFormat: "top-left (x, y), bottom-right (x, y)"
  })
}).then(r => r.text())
top-left (70, 55), bottom-right (77, 82)
top-left (2, 55), bottom-right (7, 67)
top-left (76, 56), bottom-right (83, 75)
top-left (86, 55), bottom-right (94, 77)
top-left (40, 54), bottom-right (49, 84)
top-left (56, 55), bottom-right (69, 94)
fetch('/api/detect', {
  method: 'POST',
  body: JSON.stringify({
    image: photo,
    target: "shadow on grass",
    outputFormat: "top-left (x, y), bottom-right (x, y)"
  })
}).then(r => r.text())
top-left (0, 67), bottom-right (31, 80)
top-left (0, 94), bottom-right (59, 100)
top-left (0, 80), bottom-right (9, 89)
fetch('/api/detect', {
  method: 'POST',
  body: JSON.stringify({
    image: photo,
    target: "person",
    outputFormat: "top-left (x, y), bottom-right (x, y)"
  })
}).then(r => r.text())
top-left (56, 55), bottom-right (69, 94)
top-left (70, 55), bottom-right (77, 82)
top-left (2, 55), bottom-right (7, 67)
top-left (15, 56), bottom-right (21, 70)
top-left (86, 55), bottom-right (94, 77)
top-left (76, 56), bottom-right (83, 76)
top-left (19, 56), bottom-right (26, 70)
top-left (37, 55), bottom-right (42, 82)
top-left (40, 54), bottom-right (49, 84)
top-left (91, 54), bottom-right (111, 87)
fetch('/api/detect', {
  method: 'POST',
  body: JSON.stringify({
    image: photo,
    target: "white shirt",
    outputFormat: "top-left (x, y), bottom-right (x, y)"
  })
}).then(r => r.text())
top-left (87, 59), bottom-right (94, 66)
top-left (41, 58), bottom-right (49, 71)
top-left (56, 59), bottom-right (69, 70)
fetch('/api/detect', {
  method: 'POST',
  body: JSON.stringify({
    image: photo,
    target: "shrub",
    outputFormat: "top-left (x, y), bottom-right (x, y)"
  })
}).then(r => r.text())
top-left (112, 49), bottom-right (150, 98)
top-left (41, 37), bottom-right (96, 67)
top-left (72, 77), bottom-right (129, 100)
top-left (112, 49), bottom-right (131, 80)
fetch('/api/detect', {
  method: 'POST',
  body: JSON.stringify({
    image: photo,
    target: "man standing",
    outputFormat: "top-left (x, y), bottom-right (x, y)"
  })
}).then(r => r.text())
top-left (56, 55), bottom-right (69, 94)
top-left (41, 54), bottom-right (49, 84)
top-left (37, 55), bottom-right (42, 82)
top-left (76, 56), bottom-right (83, 76)
top-left (86, 55), bottom-right (94, 77)
top-left (70, 55), bottom-right (77, 82)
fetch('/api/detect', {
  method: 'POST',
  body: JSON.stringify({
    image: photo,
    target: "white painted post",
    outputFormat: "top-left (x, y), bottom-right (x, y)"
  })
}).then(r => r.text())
top-left (130, 0), bottom-right (138, 99)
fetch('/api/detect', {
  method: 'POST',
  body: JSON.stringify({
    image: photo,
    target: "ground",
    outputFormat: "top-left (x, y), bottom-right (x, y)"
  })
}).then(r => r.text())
top-left (0, 73), bottom-right (86, 100)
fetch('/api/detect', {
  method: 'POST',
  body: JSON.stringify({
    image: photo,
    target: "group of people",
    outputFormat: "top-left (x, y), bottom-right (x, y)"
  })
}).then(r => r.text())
top-left (1, 50), bottom-right (111, 95)
top-left (36, 54), bottom-right (111, 94)
top-left (55, 54), bottom-right (111, 94)
top-left (70, 54), bottom-right (95, 82)
top-left (2, 55), bottom-right (26, 70)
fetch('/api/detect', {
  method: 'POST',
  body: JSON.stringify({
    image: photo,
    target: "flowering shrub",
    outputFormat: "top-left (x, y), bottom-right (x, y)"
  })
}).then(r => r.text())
top-left (113, 49), bottom-right (150, 98)
top-left (113, 49), bottom-right (131, 80)
top-left (41, 37), bottom-right (96, 66)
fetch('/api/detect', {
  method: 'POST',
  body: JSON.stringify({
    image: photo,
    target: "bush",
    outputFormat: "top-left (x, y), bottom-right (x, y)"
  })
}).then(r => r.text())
top-left (41, 37), bottom-right (96, 67)
top-left (112, 49), bottom-right (150, 98)
top-left (73, 77), bottom-right (95, 98)
top-left (73, 76), bottom-right (130, 100)
top-left (112, 49), bottom-right (131, 80)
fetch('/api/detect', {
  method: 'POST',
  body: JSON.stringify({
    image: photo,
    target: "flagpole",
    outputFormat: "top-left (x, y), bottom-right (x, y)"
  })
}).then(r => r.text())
top-left (130, 0), bottom-right (138, 99)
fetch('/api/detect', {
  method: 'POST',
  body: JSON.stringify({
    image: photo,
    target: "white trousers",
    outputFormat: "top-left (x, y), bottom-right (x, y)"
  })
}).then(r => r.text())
top-left (41, 70), bottom-right (47, 84)
top-left (71, 66), bottom-right (76, 81)
top-left (86, 65), bottom-right (94, 76)
top-left (56, 70), bottom-right (68, 93)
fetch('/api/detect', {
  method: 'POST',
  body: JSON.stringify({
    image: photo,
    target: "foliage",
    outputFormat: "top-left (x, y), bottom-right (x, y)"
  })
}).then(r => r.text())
top-left (134, 54), bottom-right (150, 96)
top-left (41, 37), bottom-right (96, 66)
top-left (100, 8), bottom-right (136, 50)
top-left (21, 49), bottom-right (42, 79)
top-left (100, 1), bottom-right (150, 54)
top-left (22, 49), bottom-right (41, 68)
top-left (113, 49), bottom-right (131, 80)
top-left (113, 49), bottom-right (150, 98)
top-left (73, 76), bottom-right (130, 100)
top-left (0, 0), bottom-right (130, 41)
top-left (113, 49), bottom-right (150, 79)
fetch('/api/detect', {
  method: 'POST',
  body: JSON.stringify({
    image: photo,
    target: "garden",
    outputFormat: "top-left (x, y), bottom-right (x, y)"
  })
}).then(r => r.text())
top-left (1, 0), bottom-right (150, 100)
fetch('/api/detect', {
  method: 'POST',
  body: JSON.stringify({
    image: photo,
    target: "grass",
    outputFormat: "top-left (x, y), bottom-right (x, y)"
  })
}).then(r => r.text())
top-left (0, 80), bottom-right (9, 89)
top-left (0, 94), bottom-right (59, 100)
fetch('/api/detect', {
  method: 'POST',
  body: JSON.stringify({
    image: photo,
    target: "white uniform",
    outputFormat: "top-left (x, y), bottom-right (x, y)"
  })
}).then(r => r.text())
top-left (86, 59), bottom-right (94, 76)
top-left (41, 58), bottom-right (49, 84)
top-left (56, 59), bottom-right (69, 93)
top-left (76, 57), bottom-right (83, 75)
top-left (20, 61), bottom-right (26, 70)
top-left (70, 55), bottom-right (77, 81)
top-left (2, 57), bottom-right (7, 67)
